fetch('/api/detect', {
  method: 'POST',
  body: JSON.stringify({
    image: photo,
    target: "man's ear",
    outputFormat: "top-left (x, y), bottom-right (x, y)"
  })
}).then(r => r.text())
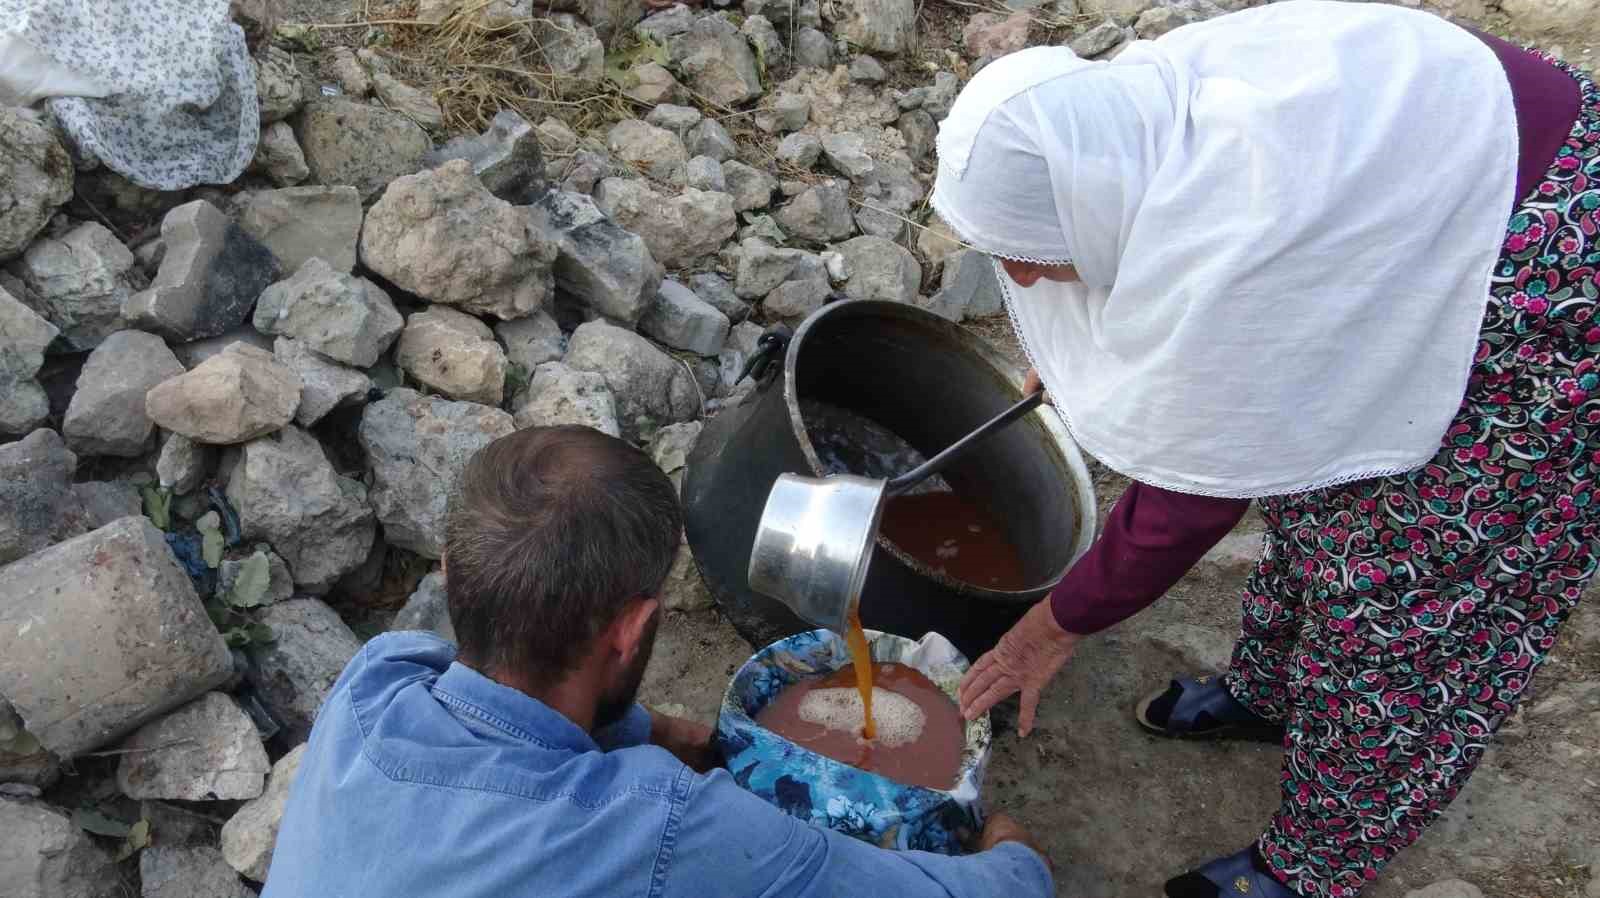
top-left (609, 596), bottom-right (660, 661)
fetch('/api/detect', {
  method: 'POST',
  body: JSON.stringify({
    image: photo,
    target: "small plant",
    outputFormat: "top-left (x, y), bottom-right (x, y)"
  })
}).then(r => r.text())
top-left (504, 361), bottom-right (531, 398)
top-left (139, 485), bottom-right (172, 531)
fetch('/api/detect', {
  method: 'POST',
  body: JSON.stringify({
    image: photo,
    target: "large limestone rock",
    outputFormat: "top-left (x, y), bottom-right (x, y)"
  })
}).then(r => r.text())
top-left (256, 45), bottom-right (304, 124)
top-left (245, 600), bottom-right (363, 744)
top-left (273, 337), bottom-right (372, 427)
top-left (494, 310), bottom-right (565, 372)
top-left (835, 235), bottom-right (921, 304)
top-left (392, 571), bottom-right (455, 641)
top-left (427, 108), bottom-right (546, 204)
top-left (359, 389), bottom-right (515, 558)
top-left (564, 321), bottom-right (699, 441)
top-left (123, 200), bottom-right (282, 343)
top-left (0, 286), bottom-right (58, 435)
top-left (115, 692), bottom-right (270, 801)
top-left (253, 257), bottom-right (403, 367)
top-left (511, 361), bottom-right (621, 436)
top-left (395, 306), bottom-right (508, 405)
top-left (250, 120), bottom-right (311, 186)
top-left (527, 189), bottom-right (660, 327)
top-left (721, 160), bottom-right (778, 213)
top-left (227, 425), bottom-right (376, 593)
top-left (593, 179), bottom-right (737, 269)
top-left (531, 14), bottom-right (605, 90)
top-left (639, 280), bottom-right (730, 356)
top-left (293, 98), bottom-right (432, 199)
top-left (145, 343), bottom-right (302, 444)
top-left (776, 181), bottom-right (856, 245)
top-left (140, 845), bottom-right (254, 898)
top-left (0, 429), bottom-right (96, 565)
top-left (606, 119), bottom-right (689, 184)
top-left (157, 433), bottom-right (209, 493)
top-left (372, 71), bottom-right (445, 130)
top-left (0, 109), bottom-right (73, 261)
top-left (660, 539), bottom-right (713, 611)
top-left (0, 799), bottom-right (119, 898)
top-left (222, 743), bottom-right (306, 882)
top-left (63, 330), bottom-right (185, 457)
top-left (0, 516), bottom-right (233, 756)
top-left (360, 159), bottom-right (558, 320)
top-left (11, 221), bottom-right (140, 351)
top-left (830, 0), bottom-right (917, 54)
top-left (854, 164), bottom-right (922, 241)
top-left (1133, 0), bottom-right (1224, 38)
top-left (236, 185), bottom-right (364, 274)
top-left (668, 16), bottom-right (764, 107)
top-left (924, 249), bottom-right (1004, 321)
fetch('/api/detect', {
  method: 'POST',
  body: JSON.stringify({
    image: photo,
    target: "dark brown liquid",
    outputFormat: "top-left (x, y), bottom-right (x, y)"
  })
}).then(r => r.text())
top-left (756, 663), bottom-right (965, 791)
top-left (879, 491), bottom-right (1030, 591)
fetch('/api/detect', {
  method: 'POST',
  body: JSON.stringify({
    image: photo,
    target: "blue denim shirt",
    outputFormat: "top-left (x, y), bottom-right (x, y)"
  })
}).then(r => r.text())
top-left (262, 632), bottom-right (1052, 898)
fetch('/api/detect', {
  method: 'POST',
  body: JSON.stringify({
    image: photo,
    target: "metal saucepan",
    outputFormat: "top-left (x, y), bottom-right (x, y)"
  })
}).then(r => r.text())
top-left (746, 391), bottom-right (1045, 633)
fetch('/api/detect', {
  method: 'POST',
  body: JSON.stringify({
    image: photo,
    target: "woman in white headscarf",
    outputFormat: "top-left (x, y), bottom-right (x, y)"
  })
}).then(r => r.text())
top-left (938, 3), bottom-right (1595, 896)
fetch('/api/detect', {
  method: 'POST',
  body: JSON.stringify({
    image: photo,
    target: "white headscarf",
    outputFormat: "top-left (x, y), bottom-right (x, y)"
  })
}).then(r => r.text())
top-left (931, 0), bottom-right (1517, 498)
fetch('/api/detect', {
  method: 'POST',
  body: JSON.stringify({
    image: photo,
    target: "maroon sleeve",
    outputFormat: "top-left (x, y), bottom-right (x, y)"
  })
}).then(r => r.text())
top-left (1050, 482), bottom-right (1250, 635)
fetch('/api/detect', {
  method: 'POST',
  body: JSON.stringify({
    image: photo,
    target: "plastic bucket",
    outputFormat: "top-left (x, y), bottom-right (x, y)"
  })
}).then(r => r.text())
top-left (715, 628), bottom-right (992, 854)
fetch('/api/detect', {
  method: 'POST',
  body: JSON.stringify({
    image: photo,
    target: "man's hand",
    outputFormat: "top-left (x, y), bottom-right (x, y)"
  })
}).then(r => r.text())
top-left (958, 599), bottom-right (1081, 736)
top-left (649, 711), bottom-right (718, 773)
top-left (972, 813), bottom-right (1050, 869)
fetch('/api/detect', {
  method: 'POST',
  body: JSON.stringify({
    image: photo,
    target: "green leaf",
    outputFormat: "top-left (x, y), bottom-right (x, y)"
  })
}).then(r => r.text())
top-left (504, 362), bottom-right (531, 399)
top-left (139, 485), bottom-right (172, 531)
top-left (603, 34), bottom-right (670, 87)
top-left (115, 819), bottom-right (150, 862)
top-left (226, 553), bottom-right (272, 608)
top-left (72, 807), bottom-right (132, 838)
top-left (246, 622), bottom-right (276, 645)
top-left (197, 512), bottom-right (223, 569)
top-left (204, 599), bottom-right (232, 629)
top-left (223, 626), bottom-right (252, 649)
top-left (0, 727), bottom-right (40, 756)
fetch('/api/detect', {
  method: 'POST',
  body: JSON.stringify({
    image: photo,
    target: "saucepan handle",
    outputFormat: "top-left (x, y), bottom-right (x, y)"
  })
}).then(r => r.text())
top-left (885, 391), bottom-right (1046, 496)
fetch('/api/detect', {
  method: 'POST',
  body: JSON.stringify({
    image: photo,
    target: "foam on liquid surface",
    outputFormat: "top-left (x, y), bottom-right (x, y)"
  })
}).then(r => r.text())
top-left (798, 686), bottom-right (927, 748)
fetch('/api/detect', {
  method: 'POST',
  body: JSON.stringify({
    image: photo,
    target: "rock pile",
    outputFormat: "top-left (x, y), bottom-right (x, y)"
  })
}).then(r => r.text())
top-left (5, 0), bottom-right (1581, 894)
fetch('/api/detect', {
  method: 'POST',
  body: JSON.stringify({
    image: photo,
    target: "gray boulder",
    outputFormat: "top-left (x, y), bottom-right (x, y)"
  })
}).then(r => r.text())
top-left (660, 540), bottom-right (714, 611)
top-left (256, 45), bottom-right (304, 124)
top-left (249, 121), bottom-right (311, 187)
top-left (222, 743), bottom-right (306, 882)
top-left (141, 845), bottom-right (254, 898)
top-left (360, 160), bottom-right (558, 320)
top-left (71, 481), bottom-right (141, 530)
top-left (685, 119), bottom-right (738, 162)
top-left (897, 109), bottom-right (936, 163)
top-left (637, 3), bottom-right (696, 42)
top-left (793, 27), bottom-right (832, 67)
top-left (564, 321), bottom-right (700, 442)
top-left (836, 235), bottom-right (921, 304)
top-left (359, 389), bottom-right (515, 558)
top-left (531, 14), bottom-right (605, 90)
top-left (669, 17), bottom-right (764, 107)
top-left (0, 516), bottom-right (233, 756)
top-left (685, 155), bottom-right (727, 192)
top-left (650, 421), bottom-right (702, 476)
top-left (1133, 0), bottom-right (1225, 38)
top-left (646, 104), bottom-right (704, 136)
top-left (762, 267), bottom-right (832, 317)
top-left (641, 281), bottom-right (731, 356)
top-left (124, 200), bottom-right (282, 343)
top-left (0, 799), bottom-right (119, 898)
top-left (115, 692), bottom-right (270, 801)
top-left (821, 131), bottom-right (875, 181)
top-left (11, 221), bottom-right (140, 351)
top-left (395, 306), bottom-right (508, 406)
top-left (392, 571), bottom-right (455, 642)
top-left (0, 429), bottom-right (96, 565)
top-left (245, 600), bottom-right (363, 744)
top-left (831, 0), bottom-right (916, 54)
top-left (688, 272), bottom-right (749, 324)
top-left (227, 425), bottom-right (376, 593)
top-left (746, 0), bottom-right (822, 29)
top-left (1069, 19), bottom-right (1128, 57)
top-left (722, 160), bottom-right (778, 212)
top-left (594, 179), bottom-right (738, 269)
top-left (372, 71), bottom-right (446, 130)
top-left (776, 132), bottom-right (823, 168)
top-left (495, 310), bottom-right (565, 372)
top-left (293, 98), bottom-right (432, 200)
top-left (157, 433), bottom-right (209, 493)
top-left (850, 54), bottom-right (888, 84)
top-left (621, 62), bottom-right (688, 106)
top-left (1077, 0), bottom-right (1159, 24)
top-left (776, 182), bottom-right (856, 244)
top-left (717, 320), bottom-right (765, 396)
top-left (427, 108), bottom-right (546, 204)
top-left (273, 337), bottom-right (372, 427)
top-left (511, 361), bottom-right (621, 437)
top-left (145, 343), bottom-right (302, 445)
top-left (63, 330), bottom-right (184, 457)
top-left (526, 190), bottom-right (661, 327)
top-left (236, 185), bottom-right (364, 274)
top-left (171, 327), bottom-right (274, 369)
top-left (255, 258), bottom-right (403, 367)
top-left (924, 249), bottom-right (1004, 321)
top-left (606, 119), bottom-right (689, 184)
top-left (756, 92), bottom-right (810, 134)
top-left (0, 286), bottom-right (58, 435)
top-left (854, 164), bottom-right (922, 241)
top-left (0, 109), bottom-right (73, 261)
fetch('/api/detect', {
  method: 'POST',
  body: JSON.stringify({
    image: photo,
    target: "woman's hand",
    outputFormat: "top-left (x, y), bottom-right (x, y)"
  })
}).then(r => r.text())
top-left (958, 600), bottom-right (1081, 736)
top-left (1023, 368), bottom-right (1053, 406)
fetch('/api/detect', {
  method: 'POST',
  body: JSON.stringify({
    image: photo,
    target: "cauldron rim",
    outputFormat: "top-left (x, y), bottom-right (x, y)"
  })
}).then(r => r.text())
top-left (778, 300), bottom-right (1097, 602)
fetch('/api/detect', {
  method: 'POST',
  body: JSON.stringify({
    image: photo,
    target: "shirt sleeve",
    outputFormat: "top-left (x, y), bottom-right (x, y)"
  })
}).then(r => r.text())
top-left (662, 769), bottom-right (1053, 898)
top-left (1050, 482), bottom-right (1250, 635)
top-left (593, 702), bottom-right (653, 751)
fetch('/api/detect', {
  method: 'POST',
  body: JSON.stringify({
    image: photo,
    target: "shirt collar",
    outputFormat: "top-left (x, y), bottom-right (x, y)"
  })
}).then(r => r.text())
top-left (430, 661), bottom-right (599, 754)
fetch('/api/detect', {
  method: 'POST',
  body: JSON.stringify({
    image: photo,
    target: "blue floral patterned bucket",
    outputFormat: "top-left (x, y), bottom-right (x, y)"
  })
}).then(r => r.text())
top-left (715, 628), bottom-right (992, 855)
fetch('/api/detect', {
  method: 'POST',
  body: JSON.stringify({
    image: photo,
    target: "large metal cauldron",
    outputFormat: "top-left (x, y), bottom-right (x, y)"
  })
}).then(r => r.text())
top-left (683, 300), bottom-right (1096, 660)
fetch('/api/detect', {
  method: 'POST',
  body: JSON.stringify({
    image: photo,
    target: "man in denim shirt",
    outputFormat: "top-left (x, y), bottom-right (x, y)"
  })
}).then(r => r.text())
top-left (262, 425), bottom-right (1052, 898)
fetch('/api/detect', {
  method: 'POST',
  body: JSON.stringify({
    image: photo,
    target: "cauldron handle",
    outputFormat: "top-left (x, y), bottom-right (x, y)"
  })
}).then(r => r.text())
top-left (885, 391), bottom-right (1045, 496)
top-left (736, 324), bottom-right (793, 385)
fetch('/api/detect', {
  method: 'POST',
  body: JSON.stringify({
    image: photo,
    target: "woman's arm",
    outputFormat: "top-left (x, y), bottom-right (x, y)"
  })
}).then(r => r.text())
top-left (1051, 482), bottom-right (1250, 635)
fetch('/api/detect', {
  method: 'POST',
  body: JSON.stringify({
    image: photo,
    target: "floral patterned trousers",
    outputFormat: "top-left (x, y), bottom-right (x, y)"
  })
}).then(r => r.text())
top-left (1223, 61), bottom-right (1600, 898)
